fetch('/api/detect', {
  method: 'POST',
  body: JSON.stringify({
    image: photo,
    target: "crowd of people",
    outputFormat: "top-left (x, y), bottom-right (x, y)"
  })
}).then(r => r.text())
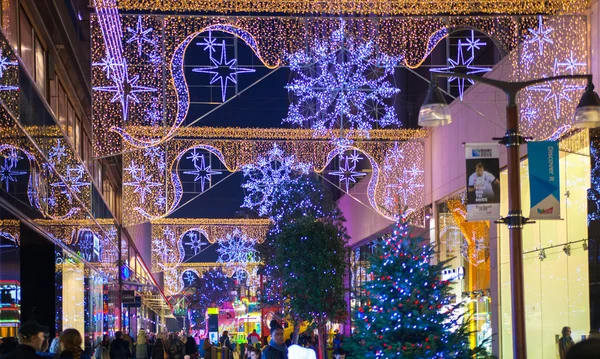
top-left (0, 320), bottom-right (351, 359)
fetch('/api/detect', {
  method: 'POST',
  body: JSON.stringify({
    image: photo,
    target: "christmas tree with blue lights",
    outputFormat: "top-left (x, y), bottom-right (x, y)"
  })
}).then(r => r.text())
top-left (346, 215), bottom-right (489, 359)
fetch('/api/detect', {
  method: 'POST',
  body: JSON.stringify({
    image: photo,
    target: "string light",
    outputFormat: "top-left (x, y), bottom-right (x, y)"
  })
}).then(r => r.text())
top-left (216, 228), bottom-right (260, 280)
top-left (446, 199), bottom-right (490, 268)
top-left (105, 0), bottom-right (587, 16)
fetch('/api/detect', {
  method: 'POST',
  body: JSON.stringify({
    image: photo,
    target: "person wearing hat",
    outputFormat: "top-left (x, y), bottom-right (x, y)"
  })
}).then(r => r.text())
top-left (1, 321), bottom-right (49, 359)
top-left (261, 321), bottom-right (287, 359)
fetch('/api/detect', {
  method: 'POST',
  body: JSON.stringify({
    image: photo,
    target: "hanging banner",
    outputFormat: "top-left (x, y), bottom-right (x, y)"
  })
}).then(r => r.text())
top-left (528, 141), bottom-right (561, 220)
top-left (466, 143), bottom-right (500, 221)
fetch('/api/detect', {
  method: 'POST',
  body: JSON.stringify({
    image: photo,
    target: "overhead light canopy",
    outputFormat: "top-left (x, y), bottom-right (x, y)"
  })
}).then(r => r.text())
top-left (418, 82), bottom-right (452, 127)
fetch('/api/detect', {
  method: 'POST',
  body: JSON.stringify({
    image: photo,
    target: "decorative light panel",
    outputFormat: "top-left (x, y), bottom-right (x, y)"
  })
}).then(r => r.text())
top-left (104, 0), bottom-right (587, 16)
top-left (92, 14), bottom-right (535, 158)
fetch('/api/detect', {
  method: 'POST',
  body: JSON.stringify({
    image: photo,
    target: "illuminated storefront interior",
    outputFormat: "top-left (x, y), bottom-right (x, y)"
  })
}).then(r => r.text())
top-left (498, 133), bottom-right (591, 358)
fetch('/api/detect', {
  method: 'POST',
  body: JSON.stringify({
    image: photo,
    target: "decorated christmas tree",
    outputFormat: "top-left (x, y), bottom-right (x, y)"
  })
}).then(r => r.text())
top-left (346, 215), bottom-right (489, 358)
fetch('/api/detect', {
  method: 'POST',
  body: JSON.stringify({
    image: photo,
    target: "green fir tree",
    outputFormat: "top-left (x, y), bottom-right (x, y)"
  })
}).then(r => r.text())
top-left (346, 216), bottom-right (489, 359)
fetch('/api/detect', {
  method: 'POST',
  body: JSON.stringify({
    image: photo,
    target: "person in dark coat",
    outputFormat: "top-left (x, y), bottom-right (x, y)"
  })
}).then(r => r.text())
top-left (1, 320), bottom-right (49, 359)
top-left (151, 339), bottom-right (164, 359)
top-left (184, 337), bottom-right (196, 359)
top-left (109, 332), bottom-right (131, 359)
top-left (261, 321), bottom-right (287, 359)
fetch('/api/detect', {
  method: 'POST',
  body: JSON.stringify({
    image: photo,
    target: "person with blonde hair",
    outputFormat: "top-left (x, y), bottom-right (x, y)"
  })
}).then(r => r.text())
top-left (59, 329), bottom-right (91, 359)
top-left (94, 346), bottom-right (109, 359)
top-left (136, 330), bottom-right (148, 359)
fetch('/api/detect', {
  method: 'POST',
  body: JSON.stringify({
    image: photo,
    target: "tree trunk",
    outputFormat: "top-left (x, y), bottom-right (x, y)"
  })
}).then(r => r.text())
top-left (317, 321), bottom-right (327, 359)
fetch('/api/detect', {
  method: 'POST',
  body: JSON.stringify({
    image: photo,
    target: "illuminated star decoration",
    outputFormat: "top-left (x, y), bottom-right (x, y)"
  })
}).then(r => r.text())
top-left (50, 165), bottom-right (90, 202)
top-left (92, 56), bottom-right (122, 80)
top-left (527, 15), bottom-right (554, 56)
top-left (6, 148), bottom-right (22, 167)
top-left (126, 15), bottom-right (155, 57)
top-left (328, 152), bottom-right (366, 192)
top-left (144, 146), bottom-right (166, 173)
top-left (430, 35), bottom-right (492, 100)
top-left (183, 150), bottom-right (222, 192)
top-left (124, 160), bottom-right (141, 177)
top-left (0, 158), bottom-right (26, 191)
top-left (241, 144), bottom-right (310, 217)
top-left (197, 31), bottom-right (220, 55)
top-left (0, 53), bottom-right (17, 78)
top-left (284, 22), bottom-right (400, 139)
top-left (184, 231), bottom-right (208, 255)
top-left (216, 228), bottom-right (260, 280)
top-left (557, 51), bottom-right (586, 75)
top-left (192, 39), bottom-right (255, 102)
top-left (92, 62), bottom-right (157, 121)
top-left (123, 165), bottom-right (162, 204)
top-left (386, 169), bottom-right (425, 205)
top-left (528, 60), bottom-right (585, 119)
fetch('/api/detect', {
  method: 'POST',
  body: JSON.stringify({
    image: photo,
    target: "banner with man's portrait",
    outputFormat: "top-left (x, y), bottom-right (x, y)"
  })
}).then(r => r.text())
top-left (465, 143), bottom-right (500, 221)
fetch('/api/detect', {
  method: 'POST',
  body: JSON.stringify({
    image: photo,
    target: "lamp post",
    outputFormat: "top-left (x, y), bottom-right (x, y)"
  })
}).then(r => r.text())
top-left (418, 73), bottom-right (600, 359)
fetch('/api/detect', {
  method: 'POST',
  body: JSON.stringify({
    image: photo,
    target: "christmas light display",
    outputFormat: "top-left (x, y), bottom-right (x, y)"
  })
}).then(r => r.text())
top-left (126, 16), bottom-right (155, 57)
top-left (430, 30), bottom-right (492, 100)
top-left (328, 151), bottom-right (367, 192)
top-left (284, 22), bottom-right (400, 139)
top-left (216, 228), bottom-right (260, 280)
top-left (104, 0), bottom-right (587, 16)
top-left (446, 199), bottom-right (490, 268)
top-left (0, 157), bottom-right (25, 191)
top-left (192, 35), bottom-right (256, 102)
top-left (181, 229), bottom-right (209, 256)
top-left (182, 150), bottom-right (222, 192)
top-left (511, 16), bottom-right (588, 140)
top-left (92, 14), bottom-right (532, 158)
top-left (241, 143), bottom-right (310, 217)
top-left (123, 165), bottom-right (162, 204)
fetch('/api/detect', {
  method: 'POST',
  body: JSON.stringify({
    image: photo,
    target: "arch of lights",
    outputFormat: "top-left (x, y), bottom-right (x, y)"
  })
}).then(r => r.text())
top-left (91, 13), bottom-right (544, 157)
top-left (151, 218), bottom-right (269, 295)
top-left (121, 128), bottom-right (426, 225)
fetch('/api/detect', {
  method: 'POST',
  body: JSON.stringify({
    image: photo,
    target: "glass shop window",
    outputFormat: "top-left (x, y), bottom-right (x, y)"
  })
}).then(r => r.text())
top-left (34, 35), bottom-right (45, 94)
top-left (18, 9), bottom-right (33, 72)
top-left (58, 81), bottom-right (67, 132)
top-left (4, 0), bottom-right (18, 50)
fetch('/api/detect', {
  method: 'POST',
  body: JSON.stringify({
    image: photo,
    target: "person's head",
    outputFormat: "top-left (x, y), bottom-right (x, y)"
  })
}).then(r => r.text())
top-left (137, 329), bottom-right (147, 345)
top-left (222, 331), bottom-right (228, 337)
top-left (248, 347), bottom-right (261, 359)
top-left (562, 326), bottom-right (572, 337)
top-left (566, 338), bottom-right (600, 359)
top-left (102, 334), bottom-right (109, 343)
top-left (60, 329), bottom-right (83, 358)
top-left (269, 320), bottom-right (284, 346)
top-left (252, 329), bottom-right (257, 334)
top-left (18, 321), bottom-right (49, 352)
top-left (115, 331), bottom-right (123, 339)
top-left (475, 163), bottom-right (484, 177)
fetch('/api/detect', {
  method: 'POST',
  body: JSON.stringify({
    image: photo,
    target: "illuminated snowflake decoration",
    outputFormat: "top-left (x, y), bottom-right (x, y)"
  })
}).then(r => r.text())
top-left (184, 271), bottom-right (197, 286)
top-left (183, 230), bottom-right (208, 255)
top-left (50, 165), bottom-right (90, 202)
top-left (241, 144), bottom-right (310, 217)
top-left (144, 146), bottom-right (166, 173)
top-left (192, 35), bottom-right (255, 102)
top-left (527, 15), bottom-right (553, 56)
top-left (0, 53), bottom-right (17, 78)
top-left (430, 30), bottom-right (492, 100)
top-left (328, 151), bottom-right (366, 192)
top-left (153, 228), bottom-right (178, 265)
top-left (0, 157), bottom-right (26, 191)
top-left (126, 16), bottom-right (155, 57)
top-left (216, 228), bottom-right (260, 280)
top-left (284, 22), bottom-right (400, 139)
top-left (123, 165), bottom-right (162, 204)
top-left (48, 139), bottom-right (68, 164)
top-left (183, 149), bottom-right (222, 192)
top-left (92, 56), bottom-right (122, 80)
top-left (557, 51), bottom-right (586, 75)
top-left (5, 149), bottom-right (22, 167)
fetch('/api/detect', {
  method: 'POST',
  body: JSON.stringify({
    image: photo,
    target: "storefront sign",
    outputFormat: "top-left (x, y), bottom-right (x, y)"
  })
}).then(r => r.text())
top-left (528, 141), bottom-right (561, 220)
top-left (465, 143), bottom-right (501, 221)
top-left (122, 290), bottom-right (135, 303)
top-left (441, 267), bottom-right (465, 282)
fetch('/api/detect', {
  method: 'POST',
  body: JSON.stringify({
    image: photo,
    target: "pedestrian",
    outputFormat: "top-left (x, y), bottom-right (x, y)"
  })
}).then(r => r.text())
top-left (219, 332), bottom-right (231, 351)
top-left (94, 347), bottom-right (109, 359)
top-left (247, 330), bottom-right (260, 347)
top-left (58, 329), bottom-right (91, 359)
top-left (184, 336), bottom-right (196, 359)
top-left (261, 320), bottom-right (288, 359)
top-left (1, 320), bottom-right (49, 359)
top-left (247, 347), bottom-right (260, 359)
top-left (168, 335), bottom-right (184, 359)
top-left (566, 338), bottom-right (600, 359)
top-left (100, 336), bottom-right (110, 350)
top-left (49, 333), bottom-right (62, 356)
top-left (559, 326), bottom-right (575, 359)
top-left (136, 330), bottom-right (148, 359)
top-left (109, 332), bottom-right (131, 359)
top-left (151, 338), bottom-right (165, 359)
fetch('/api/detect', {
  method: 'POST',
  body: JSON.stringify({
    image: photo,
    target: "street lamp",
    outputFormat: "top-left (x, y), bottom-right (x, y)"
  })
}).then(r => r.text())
top-left (418, 73), bottom-right (600, 359)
